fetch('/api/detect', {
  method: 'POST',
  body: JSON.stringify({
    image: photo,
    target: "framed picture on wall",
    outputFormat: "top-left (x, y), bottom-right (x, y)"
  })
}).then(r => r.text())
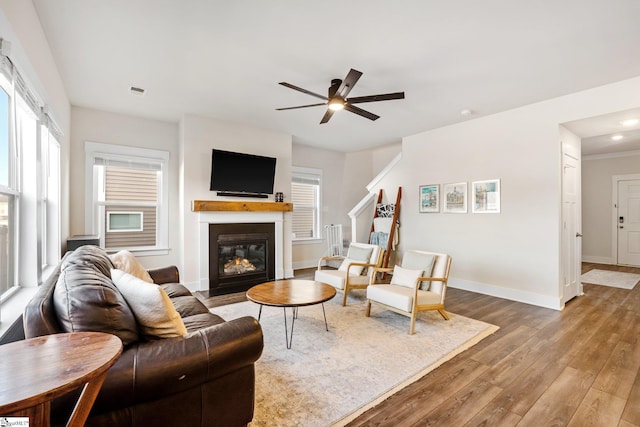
top-left (443, 182), bottom-right (467, 213)
top-left (472, 179), bottom-right (501, 213)
top-left (419, 184), bottom-right (440, 213)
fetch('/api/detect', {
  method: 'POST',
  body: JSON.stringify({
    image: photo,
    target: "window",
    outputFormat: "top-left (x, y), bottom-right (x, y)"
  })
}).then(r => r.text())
top-left (40, 125), bottom-right (61, 272)
top-left (291, 167), bottom-right (322, 241)
top-left (0, 51), bottom-right (62, 303)
top-left (107, 212), bottom-right (143, 232)
top-left (85, 142), bottom-right (169, 255)
top-left (0, 84), bottom-right (14, 298)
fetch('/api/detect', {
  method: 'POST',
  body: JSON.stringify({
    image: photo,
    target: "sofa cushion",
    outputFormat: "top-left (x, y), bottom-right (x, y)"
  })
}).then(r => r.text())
top-left (54, 264), bottom-right (139, 346)
top-left (109, 250), bottom-right (154, 283)
top-left (111, 269), bottom-right (188, 339)
top-left (61, 244), bottom-right (114, 277)
top-left (181, 312), bottom-right (226, 333)
top-left (170, 295), bottom-right (211, 318)
top-left (160, 283), bottom-right (193, 298)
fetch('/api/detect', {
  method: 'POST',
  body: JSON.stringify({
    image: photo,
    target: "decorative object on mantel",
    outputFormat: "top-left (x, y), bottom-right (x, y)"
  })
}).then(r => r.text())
top-left (275, 192), bottom-right (284, 202)
top-left (192, 200), bottom-right (293, 212)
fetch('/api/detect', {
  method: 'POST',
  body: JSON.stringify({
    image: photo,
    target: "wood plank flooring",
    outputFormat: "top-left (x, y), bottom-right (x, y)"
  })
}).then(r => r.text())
top-left (200, 263), bottom-right (640, 426)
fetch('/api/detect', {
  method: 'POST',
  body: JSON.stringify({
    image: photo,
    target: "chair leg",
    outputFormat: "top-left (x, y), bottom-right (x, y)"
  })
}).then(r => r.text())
top-left (438, 308), bottom-right (450, 320)
top-left (365, 300), bottom-right (371, 317)
top-left (342, 287), bottom-right (348, 306)
top-left (410, 312), bottom-right (417, 335)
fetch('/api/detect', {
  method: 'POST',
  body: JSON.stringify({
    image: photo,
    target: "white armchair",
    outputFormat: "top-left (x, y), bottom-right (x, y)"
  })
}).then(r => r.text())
top-left (366, 250), bottom-right (452, 334)
top-left (315, 242), bottom-right (384, 306)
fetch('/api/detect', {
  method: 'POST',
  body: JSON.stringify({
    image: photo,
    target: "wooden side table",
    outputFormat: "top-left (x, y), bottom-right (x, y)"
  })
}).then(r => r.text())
top-left (0, 332), bottom-right (122, 427)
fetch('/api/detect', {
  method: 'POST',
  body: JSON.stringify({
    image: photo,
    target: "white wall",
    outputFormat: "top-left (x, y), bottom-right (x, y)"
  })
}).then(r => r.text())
top-left (0, 1), bottom-right (70, 244)
top-left (291, 143), bottom-right (345, 268)
top-left (291, 141), bottom-right (402, 268)
top-left (69, 107), bottom-right (180, 269)
top-left (582, 151), bottom-right (640, 264)
top-left (372, 76), bottom-right (640, 310)
top-left (180, 114), bottom-right (292, 288)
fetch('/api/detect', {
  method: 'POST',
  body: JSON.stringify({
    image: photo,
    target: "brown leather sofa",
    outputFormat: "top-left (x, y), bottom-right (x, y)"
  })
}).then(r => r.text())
top-left (23, 246), bottom-right (263, 427)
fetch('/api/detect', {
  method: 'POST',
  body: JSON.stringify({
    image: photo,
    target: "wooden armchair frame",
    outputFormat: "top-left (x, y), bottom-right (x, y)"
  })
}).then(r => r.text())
top-left (315, 245), bottom-right (384, 306)
top-left (366, 254), bottom-right (452, 334)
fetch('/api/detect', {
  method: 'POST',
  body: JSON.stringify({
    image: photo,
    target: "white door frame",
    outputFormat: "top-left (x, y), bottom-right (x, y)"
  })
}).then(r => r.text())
top-left (561, 141), bottom-right (582, 303)
top-left (611, 173), bottom-right (640, 265)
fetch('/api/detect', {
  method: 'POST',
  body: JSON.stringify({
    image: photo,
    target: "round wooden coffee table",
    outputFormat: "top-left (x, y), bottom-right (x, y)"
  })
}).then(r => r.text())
top-left (246, 279), bottom-right (336, 349)
top-left (0, 331), bottom-right (122, 427)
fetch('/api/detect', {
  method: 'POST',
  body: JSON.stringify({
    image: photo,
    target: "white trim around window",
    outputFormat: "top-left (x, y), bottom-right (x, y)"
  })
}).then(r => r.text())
top-left (291, 166), bottom-right (322, 244)
top-left (84, 141), bottom-right (170, 255)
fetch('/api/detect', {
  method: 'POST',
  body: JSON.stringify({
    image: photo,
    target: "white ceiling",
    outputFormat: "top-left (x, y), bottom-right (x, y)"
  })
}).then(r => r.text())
top-left (32, 0), bottom-right (640, 153)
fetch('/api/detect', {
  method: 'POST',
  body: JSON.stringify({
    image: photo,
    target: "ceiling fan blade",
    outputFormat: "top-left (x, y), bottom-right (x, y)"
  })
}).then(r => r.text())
top-left (279, 82), bottom-right (328, 101)
top-left (344, 104), bottom-right (380, 121)
top-left (347, 92), bottom-right (405, 104)
top-left (276, 103), bottom-right (327, 111)
top-left (336, 69), bottom-right (362, 98)
top-left (320, 109), bottom-right (335, 124)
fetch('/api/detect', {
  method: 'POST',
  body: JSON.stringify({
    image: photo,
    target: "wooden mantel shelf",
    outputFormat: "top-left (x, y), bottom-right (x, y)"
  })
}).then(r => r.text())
top-left (192, 200), bottom-right (293, 212)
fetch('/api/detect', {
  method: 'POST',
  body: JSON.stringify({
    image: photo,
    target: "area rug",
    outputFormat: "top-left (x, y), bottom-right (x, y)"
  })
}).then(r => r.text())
top-left (211, 293), bottom-right (499, 426)
top-left (581, 269), bottom-right (640, 289)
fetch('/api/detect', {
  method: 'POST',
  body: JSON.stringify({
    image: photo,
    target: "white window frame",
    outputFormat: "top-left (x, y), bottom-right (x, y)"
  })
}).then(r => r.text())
top-left (106, 211), bottom-right (144, 232)
top-left (39, 125), bottom-right (61, 275)
top-left (291, 166), bottom-right (322, 244)
top-left (85, 141), bottom-right (169, 256)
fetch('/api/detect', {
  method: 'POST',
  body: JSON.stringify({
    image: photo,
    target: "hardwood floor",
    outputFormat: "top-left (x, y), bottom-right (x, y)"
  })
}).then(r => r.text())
top-left (201, 264), bottom-right (640, 426)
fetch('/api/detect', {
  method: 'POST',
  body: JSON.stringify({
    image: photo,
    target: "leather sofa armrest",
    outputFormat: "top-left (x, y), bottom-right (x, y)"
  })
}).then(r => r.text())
top-left (95, 316), bottom-right (263, 410)
top-left (147, 265), bottom-right (180, 284)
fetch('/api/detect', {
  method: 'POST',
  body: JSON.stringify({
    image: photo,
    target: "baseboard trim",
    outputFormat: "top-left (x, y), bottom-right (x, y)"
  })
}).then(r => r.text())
top-left (292, 260), bottom-right (320, 270)
top-left (582, 255), bottom-right (615, 265)
top-left (449, 277), bottom-right (563, 311)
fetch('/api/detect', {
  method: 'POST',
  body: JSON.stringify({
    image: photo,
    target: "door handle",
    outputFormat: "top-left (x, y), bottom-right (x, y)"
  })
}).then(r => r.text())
top-left (620, 226), bottom-right (624, 229)
top-left (576, 232), bottom-right (583, 237)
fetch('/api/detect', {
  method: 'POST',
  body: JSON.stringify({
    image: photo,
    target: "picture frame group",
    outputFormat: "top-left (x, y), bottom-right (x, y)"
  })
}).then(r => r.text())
top-left (419, 179), bottom-right (500, 214)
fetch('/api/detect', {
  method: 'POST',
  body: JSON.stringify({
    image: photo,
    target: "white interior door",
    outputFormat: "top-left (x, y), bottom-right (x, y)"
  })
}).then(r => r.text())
top-left (617, 180), bottom-right (640, 266)
top-left (562, 149), bottom-right (581, 304)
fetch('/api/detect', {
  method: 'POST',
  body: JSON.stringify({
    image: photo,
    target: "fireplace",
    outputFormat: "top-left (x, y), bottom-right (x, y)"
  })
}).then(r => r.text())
top-left (209, 223), bottom-right (275, 295)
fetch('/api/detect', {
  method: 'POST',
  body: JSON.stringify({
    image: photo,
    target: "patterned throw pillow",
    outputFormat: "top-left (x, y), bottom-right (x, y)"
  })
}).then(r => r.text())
top-left (376, 203), bottom-right (395, 218)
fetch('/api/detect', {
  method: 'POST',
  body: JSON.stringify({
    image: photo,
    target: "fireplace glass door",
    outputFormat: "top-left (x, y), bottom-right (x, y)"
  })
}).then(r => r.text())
top-left (219, 241), bottom-right (266, 277)
top-left (209, 223), bottom-right (275, 295)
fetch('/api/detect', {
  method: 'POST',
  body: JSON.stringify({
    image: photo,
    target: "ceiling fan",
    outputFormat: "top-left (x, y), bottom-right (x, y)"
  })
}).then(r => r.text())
top-left (276, 68), bottom-right (405, 124)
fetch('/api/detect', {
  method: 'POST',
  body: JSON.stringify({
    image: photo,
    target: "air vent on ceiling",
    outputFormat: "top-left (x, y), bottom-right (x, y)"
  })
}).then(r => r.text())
top-left (129, 86), bottom-right (145, 96)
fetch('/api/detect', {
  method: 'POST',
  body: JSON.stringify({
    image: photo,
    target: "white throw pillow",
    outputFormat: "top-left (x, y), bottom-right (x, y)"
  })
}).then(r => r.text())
top-left (338, 258), bottom-right (365, 275)
top-left (109, 250), bottom-right (154, 283)
top-left (111, 268), bottom-right (187, 339)
top-left (390, 265), bottom-right (424, 289)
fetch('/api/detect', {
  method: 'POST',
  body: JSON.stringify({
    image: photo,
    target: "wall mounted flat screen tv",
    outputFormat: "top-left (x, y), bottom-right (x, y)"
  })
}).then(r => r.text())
top-left (209, 149), bottom-right (277, 196)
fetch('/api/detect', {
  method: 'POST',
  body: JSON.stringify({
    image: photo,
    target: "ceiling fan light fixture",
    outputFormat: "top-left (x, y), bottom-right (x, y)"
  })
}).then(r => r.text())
top-left (328, 98), bottom-right (345, 111)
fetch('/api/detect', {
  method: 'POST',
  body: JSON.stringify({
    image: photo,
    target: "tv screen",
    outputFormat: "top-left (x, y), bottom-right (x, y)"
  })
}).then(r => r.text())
top-left (209, 149), bottom-right (277, 195)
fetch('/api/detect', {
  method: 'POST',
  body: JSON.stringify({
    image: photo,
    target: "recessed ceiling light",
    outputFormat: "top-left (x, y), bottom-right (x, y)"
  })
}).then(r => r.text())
top-left (129, 86), bottom-right (145, 96)
top-left (611, 134), bottom-right (624, 141)
top-left (460, 109), bottom-right (473, 117)
top-left (620, 118), bottom-right (639, 127)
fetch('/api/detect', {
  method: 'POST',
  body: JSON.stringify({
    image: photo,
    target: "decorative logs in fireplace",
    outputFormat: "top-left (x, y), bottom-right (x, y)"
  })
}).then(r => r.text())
top-left (208, 223), bottom-right (275, 295)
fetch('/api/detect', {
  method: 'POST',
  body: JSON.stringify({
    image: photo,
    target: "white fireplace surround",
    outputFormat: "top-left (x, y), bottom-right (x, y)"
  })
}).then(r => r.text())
top-left (198, 211), bottom-right (285, 290)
